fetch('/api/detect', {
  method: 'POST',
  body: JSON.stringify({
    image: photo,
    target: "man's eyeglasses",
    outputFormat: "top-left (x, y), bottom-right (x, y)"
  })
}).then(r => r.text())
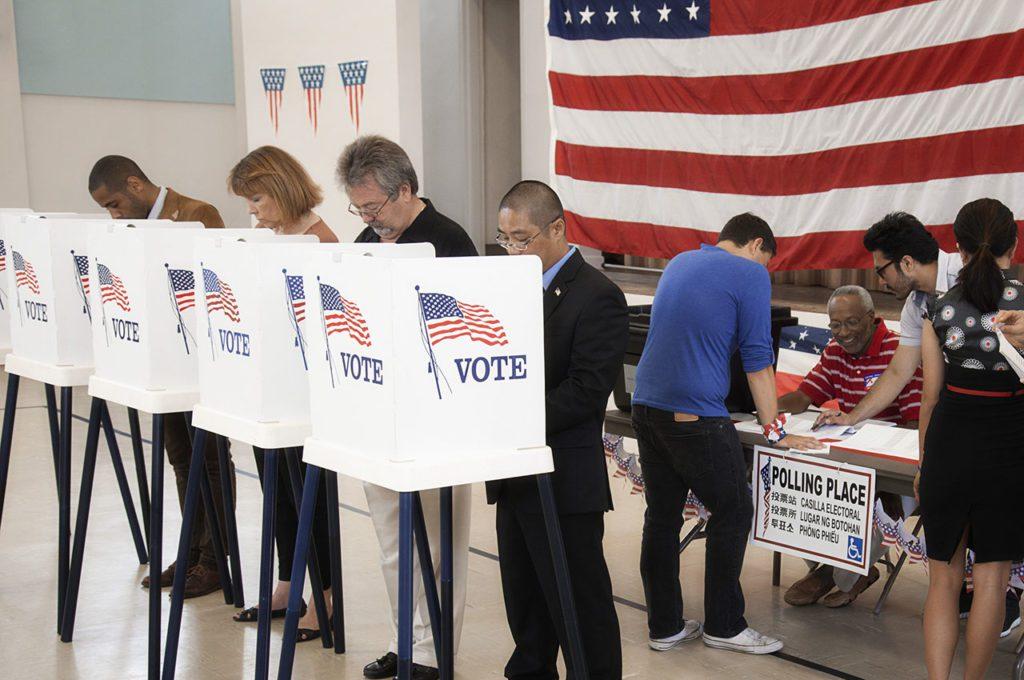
top-left (828, 311), bottom-right (874, 334)
top-left (348, 194), bottom-right (392, 218)
top-left (874, 260), bottom-right (895, 278)
top-left (496, 218), bottom-right (557, 252)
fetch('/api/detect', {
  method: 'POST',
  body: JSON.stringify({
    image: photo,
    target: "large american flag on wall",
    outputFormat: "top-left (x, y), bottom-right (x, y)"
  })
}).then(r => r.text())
top-left (548, 1), bottom-right (1024, 270)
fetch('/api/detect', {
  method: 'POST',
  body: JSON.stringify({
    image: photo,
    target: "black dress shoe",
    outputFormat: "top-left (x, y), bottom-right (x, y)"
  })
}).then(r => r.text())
top-left (411, 663), bottom-right (440, 680)
top-left (363, 652), bottom-right (397, 679)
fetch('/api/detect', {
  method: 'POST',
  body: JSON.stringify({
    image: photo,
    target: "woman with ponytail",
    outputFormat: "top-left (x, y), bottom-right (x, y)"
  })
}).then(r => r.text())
top-left (918, 198), bottom-right (1023, 679)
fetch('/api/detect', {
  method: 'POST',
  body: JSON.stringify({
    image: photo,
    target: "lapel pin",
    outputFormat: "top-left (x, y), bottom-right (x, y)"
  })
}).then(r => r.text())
top-left (555, 287), bottom-right (562, 297)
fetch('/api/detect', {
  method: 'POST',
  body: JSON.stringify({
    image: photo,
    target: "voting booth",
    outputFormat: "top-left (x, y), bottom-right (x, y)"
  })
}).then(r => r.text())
top-left (0, 209), bottom-right (35, 360)
top-left (190, 239), bottom-right (431, 447)
top-left (86, 226), bottom-right (283, 412)
top-left (302, 254), bottom-right (554, 490)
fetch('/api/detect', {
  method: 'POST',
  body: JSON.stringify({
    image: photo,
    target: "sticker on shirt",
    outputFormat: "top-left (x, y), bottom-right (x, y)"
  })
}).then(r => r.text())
top-left (864, 372), bottom-right (883, 389)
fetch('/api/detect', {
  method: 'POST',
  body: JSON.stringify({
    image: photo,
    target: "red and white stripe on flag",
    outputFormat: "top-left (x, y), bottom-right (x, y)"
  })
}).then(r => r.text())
top-left (548, 0), bottom-right (1024, 270)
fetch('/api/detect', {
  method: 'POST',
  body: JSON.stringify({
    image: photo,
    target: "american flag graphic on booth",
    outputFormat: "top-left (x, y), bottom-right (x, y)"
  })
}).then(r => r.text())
top-left (320, 283), bottom-right (371, 346)
top-left (298, 65), bottom-right (325, 134)
top-left (338, 60), bottom-right (369, 132)
top-left (286, 274), bottom-right (306, 323)
top-left (548, 1), bottom-right (1024, 269)
top-left (202, 268), bottom-right (240, 322)
top-left (418, 292), bottom-right (508, 346)
top-left (168, 268), bottom-right (196, 312)
top-left (0, 240), bottom-right (7, 272)
top-left (12, 251), bottom-right (39, 294)
top-left (260, 67), bottom-right (286, 134)
top-left (760, 459), bottom-right (772, 532)
top-left (73, 254), bottom-right (90, 294)
top-left (97, 263), bottom-right (131, 312)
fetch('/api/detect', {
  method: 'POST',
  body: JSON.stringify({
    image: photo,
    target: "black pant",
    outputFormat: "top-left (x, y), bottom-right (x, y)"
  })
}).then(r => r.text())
top-left (165, 413), bottom-right (235, 566)
top-left (632, 405), bottom-right (751, 639)
top-left (496, 497), bottom-right (622, 680)
top-left (253, 448), bottom-right (331, 586)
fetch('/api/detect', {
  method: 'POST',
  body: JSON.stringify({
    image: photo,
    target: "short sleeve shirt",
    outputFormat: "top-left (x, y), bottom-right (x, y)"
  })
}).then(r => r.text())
top-left (929, 279), bottom-right (1024, 371)
top-left (798, 320), bottom-right (922, 425)
top-left (899, 250), bottom-right (963, 347)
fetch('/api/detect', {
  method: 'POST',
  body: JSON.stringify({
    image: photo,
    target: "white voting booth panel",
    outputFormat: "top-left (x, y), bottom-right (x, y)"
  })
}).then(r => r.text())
top-left (191, 236), bottom-right (335, 447)
top-left (302, 254), bottom-right (554, 491)
top-left (0, 210), bottom-right (34, 361)
top-left (86, 227), bottom-right (285, 413)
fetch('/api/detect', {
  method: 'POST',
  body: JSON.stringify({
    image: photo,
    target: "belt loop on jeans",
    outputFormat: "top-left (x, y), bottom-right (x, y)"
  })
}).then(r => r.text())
top-left (946, 384), bottom-right (1024, 398)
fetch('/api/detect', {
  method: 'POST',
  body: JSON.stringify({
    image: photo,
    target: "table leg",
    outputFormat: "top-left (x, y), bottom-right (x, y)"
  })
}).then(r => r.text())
top-left (440, 487), bottom-right (454, 680)
top-left (397, 491), bottom-right (414, 680)
top-left (324, 470), bottom-right (345, 653)
top-left (99, 400), bottom-right (148, 564)
top-left (127, 407), bottom-right (151, 547)
top-left (217, 435), bottom-right (244, 607)
top-left (56, 386), bottom-right (73, 634)
top-left (412, 492), bottom-right (443, 666)
top-left (148, 414), bottom-right (166, 680)
top-left (254, 449), bottom-right (279, 680)
top-left (0, 373), bottom-right (20, 535)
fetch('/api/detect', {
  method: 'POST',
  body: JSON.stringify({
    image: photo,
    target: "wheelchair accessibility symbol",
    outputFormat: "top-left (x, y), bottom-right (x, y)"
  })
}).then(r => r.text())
top-left (847, 535), bottom-right (864, 562)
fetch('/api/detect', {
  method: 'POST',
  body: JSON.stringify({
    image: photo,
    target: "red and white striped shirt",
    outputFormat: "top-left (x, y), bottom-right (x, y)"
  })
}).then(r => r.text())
top-left (798, 320), bottom-right (921, 425)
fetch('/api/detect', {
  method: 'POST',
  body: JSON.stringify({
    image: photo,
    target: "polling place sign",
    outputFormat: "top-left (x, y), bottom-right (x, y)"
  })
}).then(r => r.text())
top-left (751, 446), bottom-right (875, 575)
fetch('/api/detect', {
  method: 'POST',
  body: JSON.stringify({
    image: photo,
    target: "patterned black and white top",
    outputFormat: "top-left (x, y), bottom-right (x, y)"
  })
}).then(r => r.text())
top-left (929, 278), bottom-right (1024, 371)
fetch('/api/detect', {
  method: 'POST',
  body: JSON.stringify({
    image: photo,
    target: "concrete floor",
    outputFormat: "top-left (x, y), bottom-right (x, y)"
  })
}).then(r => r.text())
top-left (0, 376), bottom-right (1020, 679)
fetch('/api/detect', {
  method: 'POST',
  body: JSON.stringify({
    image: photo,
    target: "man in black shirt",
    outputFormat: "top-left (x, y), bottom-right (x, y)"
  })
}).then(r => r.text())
top-left (336, 135), bottom-right (475, 680)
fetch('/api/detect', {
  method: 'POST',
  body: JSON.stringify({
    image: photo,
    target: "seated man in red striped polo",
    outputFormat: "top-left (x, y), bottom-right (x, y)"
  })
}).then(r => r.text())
top-left (777, 285), bottom-right (921, 608)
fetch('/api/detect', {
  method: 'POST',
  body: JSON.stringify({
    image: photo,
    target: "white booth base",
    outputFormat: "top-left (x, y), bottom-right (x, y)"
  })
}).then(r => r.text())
top-left (4, 353), bottom-right (93, 387)
top-left (88, 376), bottom-right (199, 415)
top-left (301, 439), bottom-right (555, 492)
top-left (0, 348), bottom-right (11, 366)
top-left (191, 405), bottom-right (311, 450)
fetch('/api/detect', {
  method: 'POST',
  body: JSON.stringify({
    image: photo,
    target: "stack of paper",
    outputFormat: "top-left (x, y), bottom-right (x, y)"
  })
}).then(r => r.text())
top-left (832, 424), bottom-right (919, 464)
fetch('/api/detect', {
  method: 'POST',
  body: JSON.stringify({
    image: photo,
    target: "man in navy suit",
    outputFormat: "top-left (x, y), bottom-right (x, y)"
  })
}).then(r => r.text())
top-left (487, 180), bottom-right (628, 680)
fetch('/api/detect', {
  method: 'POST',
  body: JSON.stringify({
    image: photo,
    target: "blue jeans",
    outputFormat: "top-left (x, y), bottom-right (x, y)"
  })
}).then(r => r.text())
top-left (631, 405), bottom-right (752, 639)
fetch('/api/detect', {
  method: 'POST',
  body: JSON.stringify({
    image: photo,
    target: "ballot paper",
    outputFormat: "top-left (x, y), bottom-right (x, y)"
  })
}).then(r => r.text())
top-left (832, 424), bottom-right (919, 464)
top-left (995, 329), bottom-right (1024, 382)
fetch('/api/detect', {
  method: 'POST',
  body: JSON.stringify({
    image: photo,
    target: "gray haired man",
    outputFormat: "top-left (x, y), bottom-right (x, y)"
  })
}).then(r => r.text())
top-left (337, 135), bottom-right (475, 680)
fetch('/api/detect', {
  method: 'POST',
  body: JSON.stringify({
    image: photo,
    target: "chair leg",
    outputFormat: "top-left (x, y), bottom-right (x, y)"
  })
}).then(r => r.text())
top-left (59, 398), bottom-right (105, 641)
top-left (873, 517), bottom-right (924, 616)
top-left (324, 470), bottom-right (345, 653)
top-left (277, 465), bottom-right (322, 680)
top-left (127, 408), bottom-right (151, 546)
top-left (0, 373), bottom-right (20, 535)
top-left (99, 400), bottom-right (148, 564)
top-left (161, 426), bottom-right (208, 680)
top-left (536, 473), bottom-right (589, 680)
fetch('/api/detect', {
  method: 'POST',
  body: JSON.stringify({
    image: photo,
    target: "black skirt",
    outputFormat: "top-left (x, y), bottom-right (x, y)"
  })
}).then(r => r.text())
top-left (920, 365), bottom-right (1024, 563)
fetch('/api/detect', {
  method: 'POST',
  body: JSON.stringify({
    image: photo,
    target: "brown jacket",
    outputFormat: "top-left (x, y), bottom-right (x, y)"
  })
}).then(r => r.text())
top-left (158, 188), bottom-right (224, 229)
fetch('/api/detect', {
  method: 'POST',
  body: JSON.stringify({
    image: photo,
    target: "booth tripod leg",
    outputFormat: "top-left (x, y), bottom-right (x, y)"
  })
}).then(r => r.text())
top-left (254, 449), bottom-right (280, 680)
top-left (277, 464), bottom-right (324, 680)
top-left (397, 491), bottom-right (414, 680)
top-left (439, 487), bottom-right (454, 680)
top-left (99, 400), bottom-right (148, 564)
top-left (324, 470), bottom-right (345, 653)
top-left (59, 398), bottom-right (105, 641)
top-left (536, 473), bottom-right (589, 680)
top-left (181, 417), bottom-right (234, 605)
top-left (148, 414), bottom-right (166, 680)
top-left (56, 386), bottom-right (73, 635)
top-left (0, 373), bottom-right (20, 535)
top-left (411, 492), bottom-right (444, 667)
top-left (160, 425), bottom-right (208, 680)
top-left (45, 384), bottom-right (60, 489)
top-left (283, 452), bottom-right (333, 649)
top-left (127, 408), bottom-right (151, 546)
top-left (217, 435), bottom-right (244, 607)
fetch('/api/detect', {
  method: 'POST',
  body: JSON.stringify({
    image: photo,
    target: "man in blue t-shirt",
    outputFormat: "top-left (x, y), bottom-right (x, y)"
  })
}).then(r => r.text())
top-left (631, 213), bottom-right (818, 656)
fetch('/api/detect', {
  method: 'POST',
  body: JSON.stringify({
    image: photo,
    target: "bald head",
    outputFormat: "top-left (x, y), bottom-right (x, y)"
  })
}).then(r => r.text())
top-left (499, 180), bottom-right (564, 233)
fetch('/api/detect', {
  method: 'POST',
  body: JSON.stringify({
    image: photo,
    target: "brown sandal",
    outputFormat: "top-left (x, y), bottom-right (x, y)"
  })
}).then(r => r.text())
top-left (296, 628), bottom-right (322, 643)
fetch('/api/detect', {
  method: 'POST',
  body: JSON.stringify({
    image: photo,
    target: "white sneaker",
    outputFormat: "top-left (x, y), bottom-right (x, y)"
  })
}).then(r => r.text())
top-left (648, 620), bottom-right (703, 651)
top-left (702, 627), bottom-right (784, 655)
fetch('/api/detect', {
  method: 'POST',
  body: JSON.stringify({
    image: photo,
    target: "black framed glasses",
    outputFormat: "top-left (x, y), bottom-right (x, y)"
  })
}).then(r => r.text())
top-left (496, 218), bottom-right (557, 252)
top-left (347, 194), bottom-right (392, 218)
top-left (874, 260), bottom-right (895, 278)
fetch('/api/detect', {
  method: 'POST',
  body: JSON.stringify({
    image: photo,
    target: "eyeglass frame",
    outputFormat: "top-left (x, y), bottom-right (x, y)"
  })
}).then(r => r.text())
top-left (495, 217), bottom-right (560, 252)
top-left (347, 193), bottom-right (393, 219)
top-left (827, 309), bottom-right (875, 334)
top-left (874, 259), bottom-right (896, 278)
